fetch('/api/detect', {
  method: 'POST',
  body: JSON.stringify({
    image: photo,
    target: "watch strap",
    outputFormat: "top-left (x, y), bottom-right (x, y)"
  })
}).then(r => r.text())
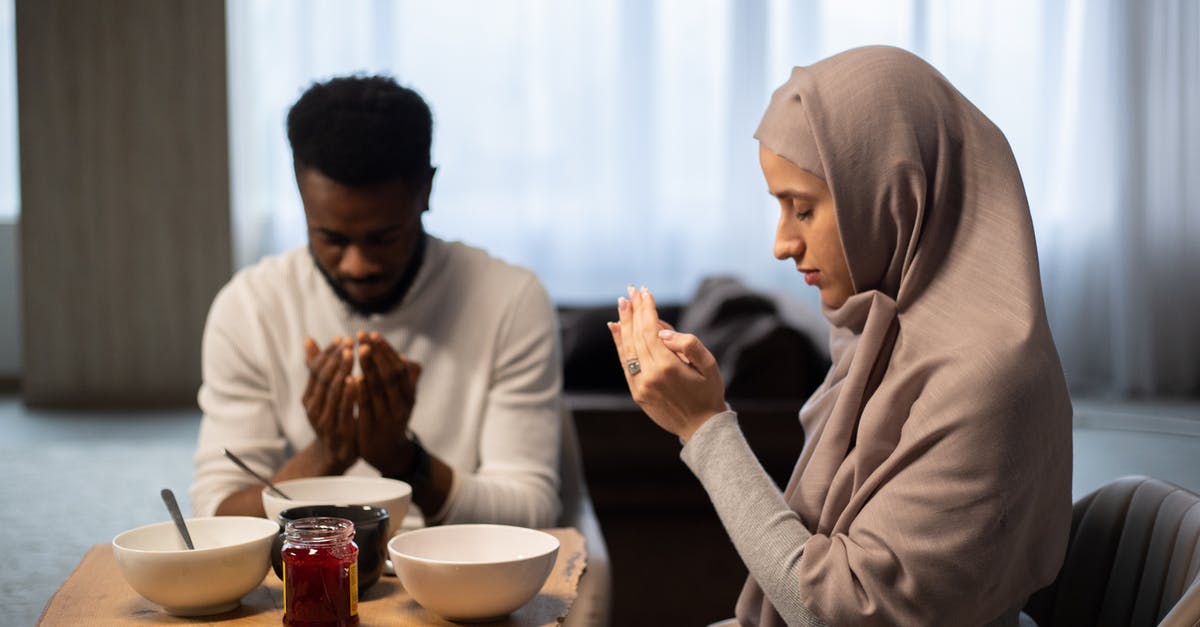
top-left (393, 432), bottom-right (431, 485)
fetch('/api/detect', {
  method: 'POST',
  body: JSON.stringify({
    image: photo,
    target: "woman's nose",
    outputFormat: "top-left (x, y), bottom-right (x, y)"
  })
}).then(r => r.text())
top-left (773, 221), bottom-right (803, 261)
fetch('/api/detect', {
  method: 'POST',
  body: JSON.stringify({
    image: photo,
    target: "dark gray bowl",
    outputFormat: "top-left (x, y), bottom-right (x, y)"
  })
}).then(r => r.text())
top-left (270, 504), bottom-right (389, 593)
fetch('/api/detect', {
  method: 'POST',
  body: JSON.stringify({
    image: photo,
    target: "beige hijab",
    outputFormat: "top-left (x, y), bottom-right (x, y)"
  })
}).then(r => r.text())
top-left (741, 46), bottom-right (1073, 625)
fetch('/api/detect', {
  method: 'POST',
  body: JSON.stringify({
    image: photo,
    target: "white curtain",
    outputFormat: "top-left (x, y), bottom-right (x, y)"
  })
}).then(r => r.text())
top-left (0, 0), bottom-right (17, 221)
top-left (225, 0), bottom-right (1199, 397)
top-left (1035, 0), bottom-right (1200, 397)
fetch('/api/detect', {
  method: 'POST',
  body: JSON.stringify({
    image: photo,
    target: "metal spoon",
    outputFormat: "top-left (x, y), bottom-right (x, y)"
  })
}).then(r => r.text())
top-left (160, 488), bottom-right (195, 550)
top-left (223, 448), bottom-right (292, 499)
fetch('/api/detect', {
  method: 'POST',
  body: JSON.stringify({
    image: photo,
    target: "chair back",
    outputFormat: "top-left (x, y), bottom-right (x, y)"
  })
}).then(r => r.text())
top-left (1025, 476), bottom-right (1200, 627)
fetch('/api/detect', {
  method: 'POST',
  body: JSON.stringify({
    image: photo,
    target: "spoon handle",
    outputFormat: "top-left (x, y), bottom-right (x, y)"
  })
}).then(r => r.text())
top-left (223, 448), bottom-right (292, 499)
top-left (160, 488), bottom-right (195, 550)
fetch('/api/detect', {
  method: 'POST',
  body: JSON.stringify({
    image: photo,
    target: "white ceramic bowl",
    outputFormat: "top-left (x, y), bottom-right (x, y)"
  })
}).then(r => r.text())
top-left (112, 516), bottom-right (279, 616)
top-left (388, 524), bottom-right (559, 622)
top-left (262, 476), bottom-right (411, 538)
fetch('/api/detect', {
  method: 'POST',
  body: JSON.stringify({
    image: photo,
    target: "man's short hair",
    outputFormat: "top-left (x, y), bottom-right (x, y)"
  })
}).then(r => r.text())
top-left (287, 75), bottom-right (433, 187)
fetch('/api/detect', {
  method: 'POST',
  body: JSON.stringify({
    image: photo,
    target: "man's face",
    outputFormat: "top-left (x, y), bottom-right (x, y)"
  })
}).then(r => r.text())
top-left (298, 166), bottom-right (430, 315)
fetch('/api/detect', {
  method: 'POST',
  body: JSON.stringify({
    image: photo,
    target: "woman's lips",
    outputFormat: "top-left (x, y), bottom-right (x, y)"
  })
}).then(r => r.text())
top-left (803, 270), bottom-right (821, 286)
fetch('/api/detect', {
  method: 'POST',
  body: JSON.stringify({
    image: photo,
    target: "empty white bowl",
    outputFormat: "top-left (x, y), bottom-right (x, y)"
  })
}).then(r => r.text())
top-left (261, 476), bottom-right (411, 538)
top-left (112, 516), bottom-right (279, 616)
top-left (388, 524), bottom-right (559, 622)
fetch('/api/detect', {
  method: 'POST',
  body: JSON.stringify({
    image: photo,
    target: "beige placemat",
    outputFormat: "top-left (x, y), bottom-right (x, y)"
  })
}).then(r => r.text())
top-left (39, 527), bottom-right (585, 626)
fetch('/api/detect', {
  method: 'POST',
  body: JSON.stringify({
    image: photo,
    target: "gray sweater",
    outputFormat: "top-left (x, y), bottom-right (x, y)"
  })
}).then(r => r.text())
top-left (681, 411), bottom-right (826, 626)
top-left (680, 411), bottom-right (1023, 627)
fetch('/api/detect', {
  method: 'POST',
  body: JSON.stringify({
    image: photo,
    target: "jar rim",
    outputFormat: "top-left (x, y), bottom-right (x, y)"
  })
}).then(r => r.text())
top-left (284, 516), bottom-right (356, 544)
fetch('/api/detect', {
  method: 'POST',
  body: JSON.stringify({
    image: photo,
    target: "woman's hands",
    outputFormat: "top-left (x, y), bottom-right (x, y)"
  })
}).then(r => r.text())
top-left (608, 286), bottom-right (727, 442)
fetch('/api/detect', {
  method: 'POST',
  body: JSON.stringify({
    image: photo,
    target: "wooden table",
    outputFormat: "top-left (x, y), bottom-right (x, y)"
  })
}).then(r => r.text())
top-left (39, 528), bottom-right (585, 626)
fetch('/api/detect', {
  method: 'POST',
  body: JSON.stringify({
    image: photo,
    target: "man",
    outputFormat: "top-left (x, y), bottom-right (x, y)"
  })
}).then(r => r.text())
top-left (190, 75), bottom-right (562, 528)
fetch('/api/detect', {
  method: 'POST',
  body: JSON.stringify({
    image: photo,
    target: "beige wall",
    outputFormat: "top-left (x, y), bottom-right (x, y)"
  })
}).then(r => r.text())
top-left (16, 0), bottom-right (231, 406)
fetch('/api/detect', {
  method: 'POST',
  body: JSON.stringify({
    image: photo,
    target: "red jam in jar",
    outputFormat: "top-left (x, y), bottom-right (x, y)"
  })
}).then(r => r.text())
top-left (282, 517), bottom-right (359, 627)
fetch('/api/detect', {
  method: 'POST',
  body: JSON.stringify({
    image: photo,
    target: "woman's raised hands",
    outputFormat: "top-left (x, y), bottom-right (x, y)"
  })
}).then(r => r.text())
top-left (608, 286), bottom-right (727, 442)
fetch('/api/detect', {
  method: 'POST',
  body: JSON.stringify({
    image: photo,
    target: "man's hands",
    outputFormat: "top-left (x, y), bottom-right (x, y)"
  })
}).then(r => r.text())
top-left (302, 332), bottom-right (422, 476)
top-left (217, 332), bottom-right (431, 519)
top-left (303, 337), bottom-right (358, 472)
top-left (356, 331), bottom-right (422, 477)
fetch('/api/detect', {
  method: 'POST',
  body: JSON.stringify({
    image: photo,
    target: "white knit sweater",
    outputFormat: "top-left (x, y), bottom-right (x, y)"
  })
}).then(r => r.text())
top-left (190, 236), bottom-right (562, 528)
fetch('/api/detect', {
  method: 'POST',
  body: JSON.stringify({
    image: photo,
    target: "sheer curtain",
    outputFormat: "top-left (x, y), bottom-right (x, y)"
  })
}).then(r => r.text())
top-left (1034, 0), bottom-right (1200, 397)
top-left (226, 0), bottom-right (1199, 397)
top-left (1, 0), bottom-right (17, 221)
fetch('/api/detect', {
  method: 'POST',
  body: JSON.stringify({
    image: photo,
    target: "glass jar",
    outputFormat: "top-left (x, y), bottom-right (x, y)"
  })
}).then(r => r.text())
top-left (282, 517), bottom-right (359, 627)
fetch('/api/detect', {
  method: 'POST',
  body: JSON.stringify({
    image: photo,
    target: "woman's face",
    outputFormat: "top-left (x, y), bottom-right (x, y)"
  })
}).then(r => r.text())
top-left (759, 143), bottom-right (854, 308)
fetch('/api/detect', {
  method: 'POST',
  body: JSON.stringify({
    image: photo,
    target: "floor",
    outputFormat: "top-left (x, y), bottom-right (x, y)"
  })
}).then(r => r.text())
top-left (2, 395), bottom-right (1198, 625)
top-left (0, 399), bottom-right (199, 625)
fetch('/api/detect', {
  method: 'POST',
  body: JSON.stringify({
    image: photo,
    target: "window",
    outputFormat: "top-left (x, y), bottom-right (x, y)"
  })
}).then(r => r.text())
top-left (228, 0), bottom-right (1003, 304)
top-left (1, 0), bottom-right (17, 221)
top-left (227, 2), bottom-right (1200, 398)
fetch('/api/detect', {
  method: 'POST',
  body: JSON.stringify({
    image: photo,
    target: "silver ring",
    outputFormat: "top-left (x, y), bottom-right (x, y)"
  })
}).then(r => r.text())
top-left (626, 359), bottom-right (642, 376)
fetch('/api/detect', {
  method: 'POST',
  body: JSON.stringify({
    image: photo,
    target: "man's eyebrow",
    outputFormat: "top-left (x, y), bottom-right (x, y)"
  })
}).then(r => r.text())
top-left (312, 224), bottom-right (409, 239)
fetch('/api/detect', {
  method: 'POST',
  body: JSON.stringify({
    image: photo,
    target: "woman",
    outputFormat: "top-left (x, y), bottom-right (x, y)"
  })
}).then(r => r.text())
top-left (609, 46), bottom-right (1072, 626)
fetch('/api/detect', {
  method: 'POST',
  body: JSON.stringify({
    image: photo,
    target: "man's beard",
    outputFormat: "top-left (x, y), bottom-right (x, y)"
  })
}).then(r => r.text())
top-left (310, 234), bottom-right (427, 317)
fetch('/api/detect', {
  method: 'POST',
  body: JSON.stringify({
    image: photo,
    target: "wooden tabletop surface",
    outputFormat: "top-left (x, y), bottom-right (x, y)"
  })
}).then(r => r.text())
top-left (38, 527), bottom-right (586, 626)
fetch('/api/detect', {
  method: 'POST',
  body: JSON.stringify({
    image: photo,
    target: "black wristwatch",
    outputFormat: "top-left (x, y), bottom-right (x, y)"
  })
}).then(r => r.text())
top-left (392, 432), bottom-right (431, 485)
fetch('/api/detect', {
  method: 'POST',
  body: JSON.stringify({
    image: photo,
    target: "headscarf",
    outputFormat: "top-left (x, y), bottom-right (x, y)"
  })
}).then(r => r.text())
top-left (741, 46), bottom-right (1073, 626)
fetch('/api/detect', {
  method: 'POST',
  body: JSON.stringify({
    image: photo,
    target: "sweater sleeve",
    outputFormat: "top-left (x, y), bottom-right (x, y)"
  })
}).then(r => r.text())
top-left (681, 411), bottom-right (829, 627)
top-left (436, 275), bottom-right (562, 527)
top-left (189, 283), bottom-right (286, 516)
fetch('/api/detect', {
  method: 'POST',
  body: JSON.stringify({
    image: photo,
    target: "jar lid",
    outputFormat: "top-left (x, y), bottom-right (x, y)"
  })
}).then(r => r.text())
top-left (284, 516), bottom-right (356, 545)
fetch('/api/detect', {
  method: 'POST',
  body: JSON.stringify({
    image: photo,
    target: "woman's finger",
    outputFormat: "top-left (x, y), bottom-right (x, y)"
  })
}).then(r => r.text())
top-left (627, 289), bottom-right (654, 371)
top-left (631, 287), bottom-right (673, 367)
top-left (607, 320), bottom-right (621, 346)
top-left (617, 294), bottom-right (640, 375)
top-left (659, 330), bottom-right (719, 376)
top-left (653, 316), bottom-right (689, 364)
top-left (607, 320), bottom-right (637, 388)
